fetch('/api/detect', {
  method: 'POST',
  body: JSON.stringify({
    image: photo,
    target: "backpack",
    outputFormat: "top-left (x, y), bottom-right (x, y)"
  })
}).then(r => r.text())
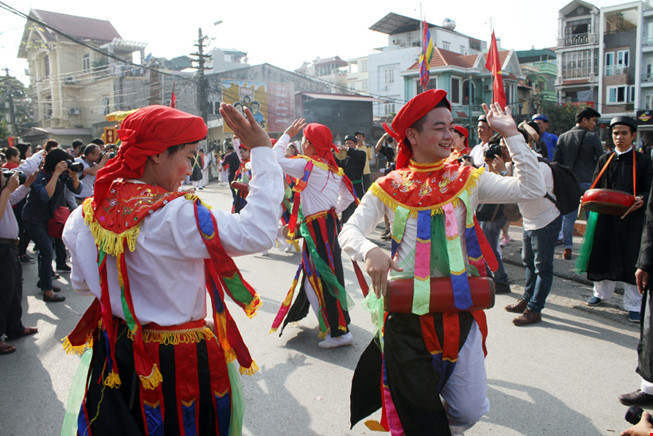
top-left (538, 157), bottom-right (582, 215)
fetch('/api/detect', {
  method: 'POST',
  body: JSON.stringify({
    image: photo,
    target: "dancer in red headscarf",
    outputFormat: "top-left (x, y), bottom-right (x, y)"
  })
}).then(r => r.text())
top-left (270, 119), bottom-right (359, 348)
top-left (339, 90), bottom-right (547, 435)
top-left (61, 104), bottom-right (284, 435)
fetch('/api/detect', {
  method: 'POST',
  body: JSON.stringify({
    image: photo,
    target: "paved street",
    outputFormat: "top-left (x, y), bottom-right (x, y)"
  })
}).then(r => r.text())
top-left (0, 181), bottom-right (645, 435)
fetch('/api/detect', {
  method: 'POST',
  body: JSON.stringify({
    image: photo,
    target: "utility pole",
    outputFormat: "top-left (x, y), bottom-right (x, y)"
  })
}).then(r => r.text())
top-left (3, 68), bottom-right (17, 136)
top-left (191, 28), bottom-right (212, 122)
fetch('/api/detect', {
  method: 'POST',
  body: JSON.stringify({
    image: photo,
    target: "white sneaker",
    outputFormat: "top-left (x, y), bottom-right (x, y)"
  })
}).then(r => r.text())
top-left (318, 332), bottom-right (353, 349)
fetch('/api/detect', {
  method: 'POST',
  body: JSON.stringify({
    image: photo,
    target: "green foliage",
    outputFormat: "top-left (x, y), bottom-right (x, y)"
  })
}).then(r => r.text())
top-left (540, 102), bottom-right (578, 136)
top-left (0, 75), bottom-right (35, 140)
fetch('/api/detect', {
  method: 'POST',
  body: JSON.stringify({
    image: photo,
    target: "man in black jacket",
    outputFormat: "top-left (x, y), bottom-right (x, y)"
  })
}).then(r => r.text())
top-left (553, 107), bottom-right (603, 259)
top-left (619, 166), bottom-right (653, 406)
top-left (336, 134), bottom-right (366, 223)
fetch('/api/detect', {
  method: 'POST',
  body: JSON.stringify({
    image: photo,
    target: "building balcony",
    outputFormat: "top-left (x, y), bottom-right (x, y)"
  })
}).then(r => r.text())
top-left (557, 33), bottom-right (598, 47)
top-left (642, 71), bottom-right (653, 85)
top-left (605, 66), bottom-right (629, 76)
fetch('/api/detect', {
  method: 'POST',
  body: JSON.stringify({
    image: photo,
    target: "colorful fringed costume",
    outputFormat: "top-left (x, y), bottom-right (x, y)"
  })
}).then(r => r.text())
top-left (338, 89), bottom-right (547, 435)
top-left (270, 125), bottom-right (358, 341)
top-left (60, 105), bottom-right (284, 436)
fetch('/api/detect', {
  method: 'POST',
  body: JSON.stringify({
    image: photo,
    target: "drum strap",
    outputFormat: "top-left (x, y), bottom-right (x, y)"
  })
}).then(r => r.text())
top-left (589, 149), bottom-right (636, 196)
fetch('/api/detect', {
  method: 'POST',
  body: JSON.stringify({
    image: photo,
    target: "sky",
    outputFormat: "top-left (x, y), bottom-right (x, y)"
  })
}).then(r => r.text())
top-left (0, 0), bottom-right (625, 86)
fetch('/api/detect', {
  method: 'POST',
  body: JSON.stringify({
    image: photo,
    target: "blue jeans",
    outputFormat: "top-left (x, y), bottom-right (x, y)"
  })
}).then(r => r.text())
top-left (561, 182), bottom-right (591, 249)
top-left (480, 217), bottom-right (508, 284)
top-left (521, 216), bottom-right (562, 313)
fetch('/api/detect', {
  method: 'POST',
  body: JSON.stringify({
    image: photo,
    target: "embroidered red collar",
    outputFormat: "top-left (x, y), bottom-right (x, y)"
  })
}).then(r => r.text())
top-left (373, 159), bottom-right (479, 210)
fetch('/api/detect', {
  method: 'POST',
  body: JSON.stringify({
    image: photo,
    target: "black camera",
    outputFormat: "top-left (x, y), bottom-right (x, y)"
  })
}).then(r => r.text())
top-left (66, 159), bottom-right (84, 172)
top-left (625, 405), bottom-right (653, 425)
top-left (484, 144), bottom-right (504, 160)
top-left (1, 170), bottom-right (26, 186)
top-left (457, 154), bottom-right (472, 164)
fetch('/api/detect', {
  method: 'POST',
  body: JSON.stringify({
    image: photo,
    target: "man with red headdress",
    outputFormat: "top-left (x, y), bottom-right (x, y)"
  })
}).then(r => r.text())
top-left (270, 119), bottom-right (358, 348)
top-left (61, 104), bottom-right (283, 435)
top-left (339, 90), bottom-right (545, 435)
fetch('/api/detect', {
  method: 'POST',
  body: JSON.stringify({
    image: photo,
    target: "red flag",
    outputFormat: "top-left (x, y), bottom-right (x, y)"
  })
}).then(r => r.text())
top-left (7, 136), bottom-right (15, 147)
top-left (170, 82), bottom-right (176, 108)
top-left (485, 32), bottom-right (507, 109)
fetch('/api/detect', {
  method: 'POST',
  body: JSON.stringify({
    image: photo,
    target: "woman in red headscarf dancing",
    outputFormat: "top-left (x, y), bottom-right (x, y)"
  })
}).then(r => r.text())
top-left (270, 119), bottom-right (359, 348)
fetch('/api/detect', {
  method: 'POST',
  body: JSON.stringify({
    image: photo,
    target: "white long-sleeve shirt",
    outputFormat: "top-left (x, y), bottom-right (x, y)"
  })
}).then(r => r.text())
top-left (62, 147), bottom-right (283, 326)
top-left (274, 134), bottom-right (355, 215)
top-left (339, 134), bottom-right (545, 277)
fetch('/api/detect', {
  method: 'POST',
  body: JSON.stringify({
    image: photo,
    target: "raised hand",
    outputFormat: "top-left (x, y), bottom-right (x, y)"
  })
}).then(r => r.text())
top-left (220, 103), bottom-right (271, 150)
top-left (284, 118), bottom-right (307, 139)
top-left (482, 102), bottom-right (519, 139)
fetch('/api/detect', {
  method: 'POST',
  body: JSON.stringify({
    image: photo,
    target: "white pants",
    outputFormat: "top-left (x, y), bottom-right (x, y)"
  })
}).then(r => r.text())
top-left (593, 280), bottom-right (642, 312)
top-left (443, 321), bottom-right (491, 433)
top-left (642, 379), bottom-right (653, 395)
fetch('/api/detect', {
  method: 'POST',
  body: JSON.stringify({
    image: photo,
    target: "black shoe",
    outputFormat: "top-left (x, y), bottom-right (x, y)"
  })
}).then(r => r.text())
top-left (56, 264), bottom-right (71, 272)
top-left (495, 282), bottom-right (511, 294)
top-left (618, 389), bottom-right (653, 406)
top-left (19, 254), bottom-right (35, 264)
top-left (43, 293), bottom-right (65, 303)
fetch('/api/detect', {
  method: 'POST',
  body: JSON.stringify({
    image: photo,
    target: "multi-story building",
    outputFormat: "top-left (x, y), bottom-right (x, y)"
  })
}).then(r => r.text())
top-left (400, 47), bottom-right (526, 143)
top-left (346, 56), bottom-right (370, 95)
top-left (295, 56), bottom-right (349, 92)
top-left (18, 9), bottom-right (152, 141)
top-left (364, 12), bottom-right (487, 120)
top-left (555, 0), bottom-right (601, 106)
top-left (516, 49), bottom-right (558, 114)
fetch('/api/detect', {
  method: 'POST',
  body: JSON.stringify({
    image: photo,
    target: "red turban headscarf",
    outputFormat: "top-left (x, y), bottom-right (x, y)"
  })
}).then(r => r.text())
top-left (303, 123), bottom-right (339, 171)
top-left (383, 89), bottom-right (451, 169)
top-left (93, 105), bottom-right (207, 208)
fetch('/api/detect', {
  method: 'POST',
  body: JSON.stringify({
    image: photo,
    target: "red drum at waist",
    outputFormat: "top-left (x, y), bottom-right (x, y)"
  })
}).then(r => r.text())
top-left (581, 189), bottom-right (635, 215)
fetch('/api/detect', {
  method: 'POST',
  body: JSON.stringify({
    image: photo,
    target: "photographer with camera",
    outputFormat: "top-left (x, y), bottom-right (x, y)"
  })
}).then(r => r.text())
top-left (22, 148), bottom-right (81, 303)
top-left (0, 149), bottom-right (41, 354)
top-left (74, 143), bottom-right (110, 205)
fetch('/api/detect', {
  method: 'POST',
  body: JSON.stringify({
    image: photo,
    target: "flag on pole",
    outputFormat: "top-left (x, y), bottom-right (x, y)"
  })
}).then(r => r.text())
top-left (418, 20), bottom-right (434, 90)
top-left (485, 31), bottom-right (507, 108)
top-left (170, 81), bottom-right (176, 108)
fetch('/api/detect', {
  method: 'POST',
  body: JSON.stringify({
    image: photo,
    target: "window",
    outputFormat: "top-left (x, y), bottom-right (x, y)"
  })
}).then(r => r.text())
top-left (442, 41), bottom-right (451, 51)
top-left (450, 77), bottom-right (461, 104)
top-left (563, 50), bottom-right (591, 79)
top-left (384, 103), bottom-right (395, 116)
top-left (416, 77), bottom-right (437, 94)
top-left (100, 96), bottom-right (110, 115)
top-left (384, 67), bottom-right (395, 84)
top-left (460, 45), bottom-right (466, 55)
top-left (645, 94), bottom-right (653, 110)
top-left (617, 50), bottom-right (629, 67)
top-left (463, 80), bottom-right (475, 105)
top-left (606, 85), bottom-right (635, 104)
top-left (605, 52), bottom-right (614, 76)
top-left (362, 79), bottom-right (368, 90)
top-left (360, 60), bottom-right (368, 72)
top-left (44, 55), bottom-right (50, 77)
top-left (82, 54), bottom-right (90, 73)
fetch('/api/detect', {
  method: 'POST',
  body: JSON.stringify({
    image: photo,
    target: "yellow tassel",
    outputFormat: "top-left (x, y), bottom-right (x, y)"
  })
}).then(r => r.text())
top-left (268, 328), bottom-right (278, 335)
top-left (318, 331), bottom-right (328, 339)
top-left (224, 349), bottom-right (237, 364)
top-left (104, 370), bottom-right (121, 388)
top-left (364, 420), bottom-right (387, 432)
top-left (243, 296), bottom-right (262, 318)
top-left (139, 365), bottom-right (163, 390)
top-left (61, 336), bottom-right (93, 355)
top-left (239, 360), bottom-right (259, 376)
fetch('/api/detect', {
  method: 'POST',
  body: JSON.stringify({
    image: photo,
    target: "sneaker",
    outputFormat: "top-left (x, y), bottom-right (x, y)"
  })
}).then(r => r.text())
top-left (19, 254), bottom-right (35, 264)
top-left (628, 311), bottom-right (641, 323)
top-left (56, 264), bottom-right (71, 272)
top-left (318, 332), bottom-right (353, 349)
top-left (499, 237), bottom-right (513, 247)
top-left (587, 296), bottom-right (603, 306)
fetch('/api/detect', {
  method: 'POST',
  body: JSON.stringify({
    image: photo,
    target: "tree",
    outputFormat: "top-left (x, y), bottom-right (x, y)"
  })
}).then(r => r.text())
top-left (0, 74), bottom-right (35, 144)
top-left (540, 101), bottom-right (578, 136)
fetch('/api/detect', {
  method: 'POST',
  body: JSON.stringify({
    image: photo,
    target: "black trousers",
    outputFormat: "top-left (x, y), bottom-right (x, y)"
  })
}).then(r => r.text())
top-left (0, 244), bottom-right (24, 337)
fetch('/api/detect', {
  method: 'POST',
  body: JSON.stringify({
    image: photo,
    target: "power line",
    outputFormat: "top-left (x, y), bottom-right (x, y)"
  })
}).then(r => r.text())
top-left (0, 1), bottom-right (195, 83)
